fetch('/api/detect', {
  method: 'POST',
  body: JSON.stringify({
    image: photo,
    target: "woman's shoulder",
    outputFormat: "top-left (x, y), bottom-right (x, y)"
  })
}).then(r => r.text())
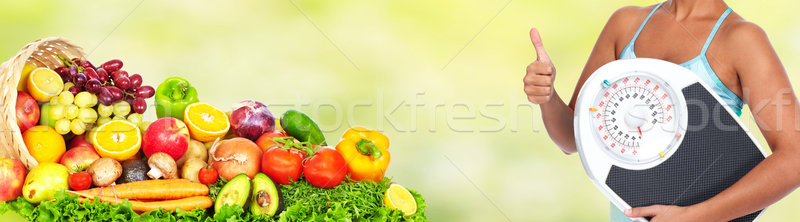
top-left (602, 4), bottom-right (661, 47)
top-left (607, 5), bottom-right (658, 26)
top-left (603, 4), bottom-right (660, 34)
top-left (719, 13), bottom-right (768, 44)
top-left (715, 12), bottom-right (773, 68)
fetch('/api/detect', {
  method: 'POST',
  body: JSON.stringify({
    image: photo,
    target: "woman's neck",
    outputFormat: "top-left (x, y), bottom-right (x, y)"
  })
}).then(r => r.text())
top-left (665, 0), bottom-right (728, 21)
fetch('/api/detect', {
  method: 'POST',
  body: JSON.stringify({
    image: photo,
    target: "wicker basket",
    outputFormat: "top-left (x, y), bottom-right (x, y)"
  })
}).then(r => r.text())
top-left (0, 37), bottom-right (87, 169)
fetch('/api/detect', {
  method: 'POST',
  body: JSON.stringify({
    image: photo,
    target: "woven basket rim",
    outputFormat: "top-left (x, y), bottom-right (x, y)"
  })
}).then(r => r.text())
top-left (0, 37), bottom-right (87, 169)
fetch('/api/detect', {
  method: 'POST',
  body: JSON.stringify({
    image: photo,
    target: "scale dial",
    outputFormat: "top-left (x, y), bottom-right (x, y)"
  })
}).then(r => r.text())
top-left (590, 73), bottom-right (684, 165)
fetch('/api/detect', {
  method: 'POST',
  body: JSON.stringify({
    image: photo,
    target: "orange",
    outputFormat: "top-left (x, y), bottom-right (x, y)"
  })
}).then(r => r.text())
top-left (384, 183), bottom-right (417, 217)
top-left (27, 68), bottom-right (63, 102)
top-left (22, 125), bottom-right (66, 163)
top-left (184, 102), bottom-right (229, 142)
top-left (91, 120), bottom-right (141, 161)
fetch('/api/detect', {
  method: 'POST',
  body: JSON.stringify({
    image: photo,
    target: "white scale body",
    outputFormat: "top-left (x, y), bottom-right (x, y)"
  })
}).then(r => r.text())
top-left (574, 58), bottom-right (767, 221)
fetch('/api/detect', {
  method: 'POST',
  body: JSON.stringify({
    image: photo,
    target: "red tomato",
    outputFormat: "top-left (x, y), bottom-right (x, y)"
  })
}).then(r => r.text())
top-left (255, 131), bottom-right (289, 152)
top-left (69, 172), bottom-right (92, 191)
top-left (198, 166), bottom-right (218, 185)
top-left (303, 147), bottom-right (347, 188)
top-left (261, 147), bottom-right (305, 185)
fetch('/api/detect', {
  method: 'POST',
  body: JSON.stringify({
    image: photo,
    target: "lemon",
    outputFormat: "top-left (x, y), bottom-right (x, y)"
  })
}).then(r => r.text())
top-left (27, 68), bottom-right (63, 102)
top-left (384, 183), bottom-right (417, 217)
top-left (17, 64), bottom-right (36, 91)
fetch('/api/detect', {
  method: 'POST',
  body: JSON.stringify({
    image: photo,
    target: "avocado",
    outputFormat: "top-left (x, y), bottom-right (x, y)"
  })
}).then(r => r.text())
top-left (215, 174), bottom-right (251, 213)
top-left (249, 173), bottom-right (284, 216)
top-left (117, 159), bottom-right (149, 184)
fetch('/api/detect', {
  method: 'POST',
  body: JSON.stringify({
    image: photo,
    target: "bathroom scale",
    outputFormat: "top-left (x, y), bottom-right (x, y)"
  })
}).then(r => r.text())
top-left (573, 58), bottom-right (767, 221)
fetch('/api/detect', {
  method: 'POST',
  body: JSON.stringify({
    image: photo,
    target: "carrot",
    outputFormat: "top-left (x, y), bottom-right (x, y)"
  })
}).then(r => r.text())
top-left (72, 179), bottom-right (208, 200)
top-left (74, 193), bottom-right (213, 213)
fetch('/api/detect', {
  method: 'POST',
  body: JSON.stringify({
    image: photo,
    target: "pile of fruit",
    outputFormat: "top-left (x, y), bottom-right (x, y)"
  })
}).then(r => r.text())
top-left (0, 56), bottom-right (426, 221)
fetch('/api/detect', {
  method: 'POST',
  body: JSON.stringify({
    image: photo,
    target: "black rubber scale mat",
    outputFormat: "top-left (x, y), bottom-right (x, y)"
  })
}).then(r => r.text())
top-left (605, 83), bottom-right (764, 221)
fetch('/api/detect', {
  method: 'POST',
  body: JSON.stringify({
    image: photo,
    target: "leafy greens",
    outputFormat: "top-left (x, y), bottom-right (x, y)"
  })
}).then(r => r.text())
top-left (0, 178), bottom-right (426, 222)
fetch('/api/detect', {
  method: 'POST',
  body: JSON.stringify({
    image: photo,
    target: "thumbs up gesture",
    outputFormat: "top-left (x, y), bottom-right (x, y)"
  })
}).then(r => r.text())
top-left (524, 28), bottom-right (556, 104)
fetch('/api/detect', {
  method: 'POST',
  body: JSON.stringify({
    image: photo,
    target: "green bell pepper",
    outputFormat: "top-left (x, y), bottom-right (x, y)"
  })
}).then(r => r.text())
top-left (155, 77), bottom-right (199, 121)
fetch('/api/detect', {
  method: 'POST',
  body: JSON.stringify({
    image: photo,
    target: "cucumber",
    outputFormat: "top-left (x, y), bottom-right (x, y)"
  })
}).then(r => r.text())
top-left (280, 109), bottom-right (327, 146)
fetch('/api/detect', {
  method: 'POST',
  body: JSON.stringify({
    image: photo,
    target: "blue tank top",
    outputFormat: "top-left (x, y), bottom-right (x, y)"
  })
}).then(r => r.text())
top-left (618, 2), bottom-right (744, 116)
top-left (610, 3), bottom-right (744, 221)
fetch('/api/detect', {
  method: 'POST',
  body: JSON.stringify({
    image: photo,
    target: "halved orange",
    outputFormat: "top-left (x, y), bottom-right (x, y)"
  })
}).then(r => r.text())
top-left (91, 120), bottom-right (141, 161)
top-left (184, 102), bottom-right (229, 142)
top-left (27, 68), bottom-right (63, 102)
top-left (384, 183), bottom-right (417, 217)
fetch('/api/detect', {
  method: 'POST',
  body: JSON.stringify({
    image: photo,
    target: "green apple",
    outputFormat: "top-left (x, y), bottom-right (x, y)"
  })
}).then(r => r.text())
top-left (22, 163), bottom-right (69, 204)
top-left (38, 103), bottom-right (57, 128)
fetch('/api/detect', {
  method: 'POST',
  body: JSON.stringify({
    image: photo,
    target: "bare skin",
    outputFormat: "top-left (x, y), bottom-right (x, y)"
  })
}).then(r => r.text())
top-left (524, 0), bottom-right (800, 221)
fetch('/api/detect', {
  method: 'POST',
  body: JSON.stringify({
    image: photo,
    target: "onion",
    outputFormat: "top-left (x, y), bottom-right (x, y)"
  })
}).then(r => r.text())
top-left (209, 137), bottom-right (263, 180)
top-left (229, 100), bottom-right (275, 141)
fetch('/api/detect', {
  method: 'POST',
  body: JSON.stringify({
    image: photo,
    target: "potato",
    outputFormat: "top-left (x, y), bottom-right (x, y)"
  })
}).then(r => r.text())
top-left (180, 158), bottom-right (207, 183)
top-left (177, 139), bottom-right (208, 167)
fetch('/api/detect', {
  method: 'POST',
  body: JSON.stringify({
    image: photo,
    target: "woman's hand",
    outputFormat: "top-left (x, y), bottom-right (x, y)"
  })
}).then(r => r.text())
top-left (625, 205), bottom-right (705, 222)
top-left (524, 28), bottom-right (556, 104)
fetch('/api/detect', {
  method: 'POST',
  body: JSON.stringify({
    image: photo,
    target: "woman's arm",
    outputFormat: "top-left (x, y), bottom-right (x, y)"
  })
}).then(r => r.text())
top-left (524, 7), bottom-right (640, 154)
top-left (627, 22), bottom-right (800, 221)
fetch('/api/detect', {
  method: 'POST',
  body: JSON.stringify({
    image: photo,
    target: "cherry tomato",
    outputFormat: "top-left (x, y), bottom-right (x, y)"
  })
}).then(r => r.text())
top-left (198, 166), bottom-right (219, 185)
top-left (303, 147), bottom-right (347, 188)
top-left (261, 147), bottom-right (305, 185)
top-left (69, 172), bottom-right (92, 191)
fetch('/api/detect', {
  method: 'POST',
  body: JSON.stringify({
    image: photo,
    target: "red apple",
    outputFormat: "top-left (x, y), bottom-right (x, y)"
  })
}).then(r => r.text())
top-left (230, 100), bottom-right (275, 141)
top-left (16, 91), bottom-right (39, 132)
top-left (60, 146), bottom-right (101, 173)
top-left (68, 135), bottom-right (94, 149)
top-left (0, 157), bottom-right (27, 201)
top-left (143, 117), bottom-right (190, 160)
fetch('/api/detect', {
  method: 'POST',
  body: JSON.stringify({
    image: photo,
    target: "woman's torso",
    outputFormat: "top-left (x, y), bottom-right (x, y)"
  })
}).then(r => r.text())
top-left (613, 2), bottom-right (745, 115)
top-left (607, 2), bottom-right (747, 220)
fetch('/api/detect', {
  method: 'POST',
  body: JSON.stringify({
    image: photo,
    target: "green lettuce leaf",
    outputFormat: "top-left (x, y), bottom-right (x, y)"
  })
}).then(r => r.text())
top-left (0, 178), bottom-right (426, 221)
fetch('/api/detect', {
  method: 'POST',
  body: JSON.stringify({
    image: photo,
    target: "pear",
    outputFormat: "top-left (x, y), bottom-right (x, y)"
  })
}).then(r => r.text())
top-left (22, 163), bottom-right (69, 204)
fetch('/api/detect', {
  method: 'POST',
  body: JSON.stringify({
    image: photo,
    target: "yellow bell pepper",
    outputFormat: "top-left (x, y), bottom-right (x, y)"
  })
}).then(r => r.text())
top-left (335, 126), bottom-right (390, 182)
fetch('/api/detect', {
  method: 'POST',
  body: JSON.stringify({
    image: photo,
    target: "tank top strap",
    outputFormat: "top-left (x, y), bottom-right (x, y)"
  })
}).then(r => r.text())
top-left (700, 8), bottom-right (733, 54)
top-left (630, 2), bottom-right (665, 43)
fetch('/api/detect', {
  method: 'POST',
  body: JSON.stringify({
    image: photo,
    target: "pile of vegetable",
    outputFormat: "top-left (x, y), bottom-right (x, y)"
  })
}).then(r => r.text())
top-left (1, 54), bottom-right (426, 221)
top-left (0, 178), bottom-right (426, 221)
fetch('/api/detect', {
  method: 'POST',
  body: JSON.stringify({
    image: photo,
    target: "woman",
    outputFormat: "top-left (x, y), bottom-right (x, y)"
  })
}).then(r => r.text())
top-left (524, 0), bottom-right (800, 221)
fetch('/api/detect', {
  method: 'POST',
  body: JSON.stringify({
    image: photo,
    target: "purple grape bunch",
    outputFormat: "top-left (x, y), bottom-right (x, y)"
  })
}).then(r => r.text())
top-left (55, 58), bottom-right (155, 114)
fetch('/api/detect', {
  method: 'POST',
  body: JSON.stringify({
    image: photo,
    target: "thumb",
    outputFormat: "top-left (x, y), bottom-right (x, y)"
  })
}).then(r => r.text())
top-left (625, 205), bottom-right (667, 217)
top-left (529, 28), bottom-right (551, 63)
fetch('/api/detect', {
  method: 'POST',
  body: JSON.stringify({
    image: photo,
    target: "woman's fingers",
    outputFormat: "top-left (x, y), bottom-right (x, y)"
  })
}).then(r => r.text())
top-left (625, 205), bottom-right (668, 217)
top-left (524, 85), bottom-right (552, 96)
top-left (526, 62), bottom-right (554, 76)
top-left (530, 28), bottom-right (551, 63)
top-left (523, 72), bottom-right (553, 86)
top-left (527, 94), bottom-right (552, 104)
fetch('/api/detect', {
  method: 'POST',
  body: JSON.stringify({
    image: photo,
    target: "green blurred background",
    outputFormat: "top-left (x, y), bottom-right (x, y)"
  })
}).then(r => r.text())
top-left (1, 0), bottom-right (799, 221)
